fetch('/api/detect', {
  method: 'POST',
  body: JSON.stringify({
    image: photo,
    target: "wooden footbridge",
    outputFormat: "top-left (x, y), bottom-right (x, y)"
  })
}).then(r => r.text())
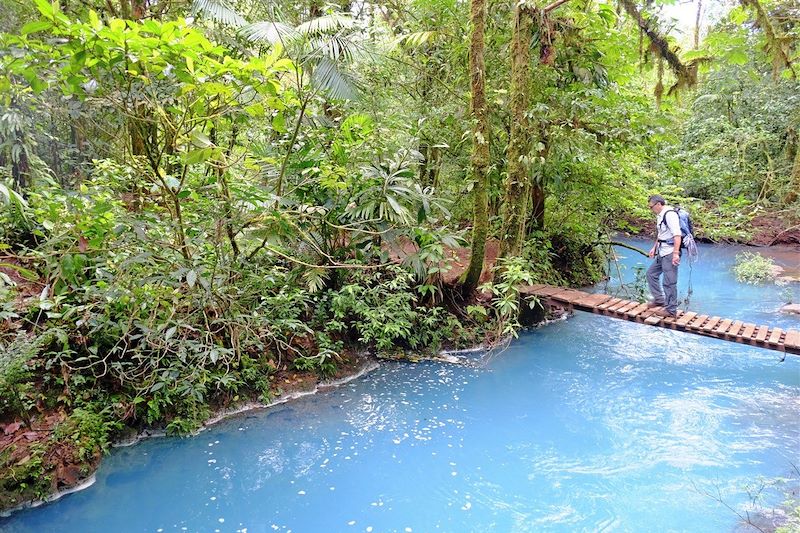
top-left (522, 284), bottom-right (800, 356)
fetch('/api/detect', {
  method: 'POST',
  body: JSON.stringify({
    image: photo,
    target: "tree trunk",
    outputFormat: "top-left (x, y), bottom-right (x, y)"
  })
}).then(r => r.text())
top-left (529, 182), bottom-right (545, 233)
top-left (309, 0), bottom-right (323, 18)
top-left (70, 121), bottom-right (85, 180)
top-left (11, 139), bottom-right (30, 193)
top-left (213, 125), bottom-right (241, 259)
top-left (130, 120), bottom-right (146, 156)
top-left (419, 144), bottom-right (442, 188)
top-left (500, 3), bottom-right (532, 258)
top-left (462, 0), bottom-right (490, 295)
top-left (128, 0), bottom-right (150, 160)
top-left (655, 57), bottom-right (664, 110)
top-left (49, 115), bottom-right (62, 185)
top-left (693, 0), bottom-right (702, 49)
top-left (131, 0), bottom-right (146, 19)
top-left (787, 140), bottom-right (800, 204)
top-left (526, 123), bottom-right (549, 234)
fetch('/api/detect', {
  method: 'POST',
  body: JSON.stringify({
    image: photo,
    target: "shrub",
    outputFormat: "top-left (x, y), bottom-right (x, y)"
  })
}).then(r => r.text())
top-left (733, 252), bottom-right (775, 284)
top-left (54, 403), bottom-right (123, 461)
top-left (324, 266), bottom-right (464, 353)
top-left (480, 256), bottom-right (537, 338)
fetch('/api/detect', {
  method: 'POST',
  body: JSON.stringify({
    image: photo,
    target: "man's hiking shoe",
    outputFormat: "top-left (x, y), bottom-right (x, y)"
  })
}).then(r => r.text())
top-left (646, 301), bottom-right (665, 308)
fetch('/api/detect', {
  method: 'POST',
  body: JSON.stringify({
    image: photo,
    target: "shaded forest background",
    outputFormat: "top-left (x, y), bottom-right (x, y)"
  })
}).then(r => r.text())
top-left (0, 0), bottom-right (798, 508)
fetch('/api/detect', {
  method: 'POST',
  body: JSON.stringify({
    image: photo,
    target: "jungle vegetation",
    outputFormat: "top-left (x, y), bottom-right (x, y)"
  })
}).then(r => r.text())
top-left (0, 0), bottom-right (797, 508)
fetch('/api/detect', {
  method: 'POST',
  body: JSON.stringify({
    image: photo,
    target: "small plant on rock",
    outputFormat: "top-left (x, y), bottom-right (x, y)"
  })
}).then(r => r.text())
top-left (733, 252), bottom-right (776, 284)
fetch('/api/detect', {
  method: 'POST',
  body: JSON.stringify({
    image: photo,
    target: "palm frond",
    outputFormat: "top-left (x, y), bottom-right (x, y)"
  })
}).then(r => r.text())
top-left (310, 35), bottom-right (359, 61)
top-left (191, 0), bottom-right (247, 27)
top-left (240, 21), bottom-right (298, 45)
top-left (311, 56), bottom-right (358, 100)
top-left (296, 14), bottom-right (354, 36)
top-left (302, 268), bottom-right (329, 293)
top-left (391, 31), bottom-right (438, 50)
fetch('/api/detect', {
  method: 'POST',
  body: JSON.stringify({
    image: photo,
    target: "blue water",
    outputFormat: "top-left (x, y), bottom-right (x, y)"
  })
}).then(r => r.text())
top-left (2, 240), bottom-right (799, 533)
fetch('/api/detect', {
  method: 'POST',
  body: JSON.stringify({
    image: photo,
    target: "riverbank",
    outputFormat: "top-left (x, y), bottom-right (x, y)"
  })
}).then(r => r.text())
top-left (1, 339), bottom-right (520, 516)
top-left (623, 210), bottom-right (800, 249)
top-left (0, 351), bottom-right (379, 515)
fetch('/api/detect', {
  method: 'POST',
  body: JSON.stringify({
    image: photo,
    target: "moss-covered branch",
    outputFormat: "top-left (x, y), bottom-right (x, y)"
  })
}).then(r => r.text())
top-left (739, 0), bottom-right (796, 79)
top-left (618, 0), bottom-right (698, 94)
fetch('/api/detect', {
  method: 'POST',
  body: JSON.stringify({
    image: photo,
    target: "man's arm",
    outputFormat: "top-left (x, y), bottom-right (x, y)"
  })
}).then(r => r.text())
top-left (672, 235), bottom-right (682, 265)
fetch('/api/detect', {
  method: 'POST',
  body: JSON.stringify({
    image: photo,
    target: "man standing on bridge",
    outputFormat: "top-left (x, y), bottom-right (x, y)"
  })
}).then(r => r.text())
top-left (646, 194), bottom-right (681, 318)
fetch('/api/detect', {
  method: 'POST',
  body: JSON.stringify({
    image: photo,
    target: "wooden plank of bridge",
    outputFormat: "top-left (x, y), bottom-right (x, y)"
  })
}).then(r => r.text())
top-left (546, 288), bottom-right (571, 300)
top-left (755, 325), bottom-right (770, 343)
top-left (615, 301), bottom-right (640, 314)
top-left (785, 330), bottom-right (800, 352)
top-left (607, 299), bottom-right (631, 313)
top-left (740, 323), bottom-right (756, 341)
top-left (637, 308), bottom-right (661, 322)
top-left (562, 290), bottom-right (589, 304)
top-left (536, 286), bottom-right (565, 297)
top-left (701, 316), bottom-right (721, 333)
top-left (626, 302), bottom-right (650, 318)
top-left (556, 290), bottom-right (588, 305)
top-left (664, 314), bottom-right (680, 326)
top-left (713, 318), bottom-right (733, 336)
top-left (641, 309), bottom-right (681, 326)
top-left (726, 320), bottom-right (743, 338)
top-left (676, 311), bottom-right (697, 327)
top-left (767, 328), bottom-right (783, 346)
top-left (541, 288), bottom-right (568, 300)
top-left (523, 284), bottom-right (547, 296)
top-left (574, 293), bottom-right (613, 308)
top-left (598, 297), bottom-right (623, 311)
top-left (687, 314), bottom-right (708, 330)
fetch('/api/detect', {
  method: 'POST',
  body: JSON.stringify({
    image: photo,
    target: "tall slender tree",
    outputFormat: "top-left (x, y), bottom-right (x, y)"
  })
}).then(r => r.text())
top-left (499, 2), bottom-right (533, 258)
top-left (462, 0), bottom-right (490, 295)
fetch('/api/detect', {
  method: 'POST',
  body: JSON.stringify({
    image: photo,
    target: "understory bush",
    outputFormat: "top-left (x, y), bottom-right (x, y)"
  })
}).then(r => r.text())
top-left (323, 266), bottom-right (466, 353)
top-left (733, 252), bottom-right (776, 284)
top-left (480, 256), bottom-right (539, 338)
top-left (54, 403), bottom-right (124, 461)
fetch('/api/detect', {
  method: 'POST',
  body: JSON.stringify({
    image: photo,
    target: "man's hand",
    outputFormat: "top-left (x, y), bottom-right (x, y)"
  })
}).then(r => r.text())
top-left (672, 253), bottom-right (680, 266)
top-left (649, 245), bottom-right (656, 258)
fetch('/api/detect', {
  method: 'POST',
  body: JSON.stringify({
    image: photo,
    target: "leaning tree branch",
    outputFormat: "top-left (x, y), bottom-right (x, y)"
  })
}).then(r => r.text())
top-left (596, 240), bottom-right (650, 257)
top-left (543, 0), bottom-right (572, 14)
top-left (617, 0), bottom-right (697, 92)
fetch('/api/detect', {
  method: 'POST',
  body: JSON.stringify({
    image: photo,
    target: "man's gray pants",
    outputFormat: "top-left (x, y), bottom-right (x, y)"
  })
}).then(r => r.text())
top-left (646, 255), bottom-right (678, 314)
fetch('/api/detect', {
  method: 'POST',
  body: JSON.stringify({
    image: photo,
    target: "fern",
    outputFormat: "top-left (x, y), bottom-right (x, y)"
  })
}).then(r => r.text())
top-left (391, 31), bottom-right (438, 50)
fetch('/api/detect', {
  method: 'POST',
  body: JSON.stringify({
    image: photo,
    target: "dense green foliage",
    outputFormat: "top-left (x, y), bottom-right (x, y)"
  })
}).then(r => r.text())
top-left (733, 251), bottom-right (777, 284)
top-left (0, 0), bottom-right (797, 508)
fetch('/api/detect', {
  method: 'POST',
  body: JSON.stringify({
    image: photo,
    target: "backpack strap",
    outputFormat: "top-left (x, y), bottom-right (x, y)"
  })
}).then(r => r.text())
top-left (658, 208), bottom-right (681, 245)
top-left (659, 208), bottom-right (680, 232)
